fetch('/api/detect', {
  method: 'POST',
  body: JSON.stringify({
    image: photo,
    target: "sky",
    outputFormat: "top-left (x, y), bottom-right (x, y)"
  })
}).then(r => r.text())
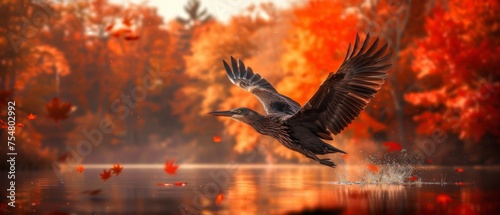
top-left (110, 0), bottom-right (298, 23)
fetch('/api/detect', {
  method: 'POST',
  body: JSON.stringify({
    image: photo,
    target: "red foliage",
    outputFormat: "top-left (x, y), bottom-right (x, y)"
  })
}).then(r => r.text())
top-left (383, 142), bottom-right (402, 152)
top-left (99, 169), bottom-right (113, 181)
top-left (455, 168), bottom-right (464, 173)
top-left (46, 97), bottom-right (73, 122)
top-left (111, 163), bottom-right (124, 175)
top-left (164, 158), bottom-right (179, 175)
top-left (406, 0), bottom-right (500, 143)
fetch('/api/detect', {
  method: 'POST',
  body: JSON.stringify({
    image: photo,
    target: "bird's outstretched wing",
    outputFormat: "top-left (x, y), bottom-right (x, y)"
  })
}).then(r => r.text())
top-left (288, 33), bottom-right (392, 139)
top-left (223, 57), bottom-right (301, 115)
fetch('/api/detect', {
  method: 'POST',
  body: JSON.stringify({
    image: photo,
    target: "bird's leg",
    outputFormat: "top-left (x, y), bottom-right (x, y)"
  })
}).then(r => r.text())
top-left (302, 149), bottom-right (336, 168)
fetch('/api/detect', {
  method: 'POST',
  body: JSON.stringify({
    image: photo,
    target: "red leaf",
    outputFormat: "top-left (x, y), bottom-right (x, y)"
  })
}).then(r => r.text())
top-left (455, 168), bottom-right (464, 173)
top-left (164, 158), bottom-right (179, 175)
top-left (212, 135), bottom-right (222, 143)
top-left (46, 97), bottom-right (73, 122)
top-left (215, 193), bottom-right (224, 205)
top-left (383, 141), bottom-right (403, 152)
top-left (76, 165), bottom-right (85, 173)
top-left (27, 113), bottom-right (37, 120)
top-left (16, 123), bottom-right (24, 128)
top-left (111, 163), bottom-right (123, 176)
top-left (100, 169), bottom-right (112, 181)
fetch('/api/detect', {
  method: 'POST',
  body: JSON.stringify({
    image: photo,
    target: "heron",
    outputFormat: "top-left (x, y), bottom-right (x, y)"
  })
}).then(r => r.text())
top-left (209, 34), bottom-right (391, 167)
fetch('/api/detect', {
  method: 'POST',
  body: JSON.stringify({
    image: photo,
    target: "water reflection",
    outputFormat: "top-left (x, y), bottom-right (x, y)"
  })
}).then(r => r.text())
top-left (3, 165), bottom-right (499, 214)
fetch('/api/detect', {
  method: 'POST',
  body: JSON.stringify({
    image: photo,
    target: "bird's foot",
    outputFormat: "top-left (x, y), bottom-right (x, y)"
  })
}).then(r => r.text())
top-left (319, 158), bottom-right (336, 167)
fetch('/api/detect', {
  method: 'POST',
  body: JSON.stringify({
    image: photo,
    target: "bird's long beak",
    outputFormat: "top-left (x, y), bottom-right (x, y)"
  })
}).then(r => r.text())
top-left (208, 110), bottom-right (234, 117)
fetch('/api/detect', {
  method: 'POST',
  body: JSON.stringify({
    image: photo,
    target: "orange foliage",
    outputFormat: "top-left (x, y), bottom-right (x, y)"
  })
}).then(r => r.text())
top-left (406, 0), bottom-right (500, 142)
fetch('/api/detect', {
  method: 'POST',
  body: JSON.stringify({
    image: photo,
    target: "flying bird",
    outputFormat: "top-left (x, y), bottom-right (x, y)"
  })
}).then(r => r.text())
top-left (209, 34), bottom-right (391, 167)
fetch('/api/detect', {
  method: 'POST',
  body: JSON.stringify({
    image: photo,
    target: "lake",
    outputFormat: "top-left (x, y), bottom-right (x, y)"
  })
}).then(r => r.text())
top-left (2, 164), bottom-right (500, 214)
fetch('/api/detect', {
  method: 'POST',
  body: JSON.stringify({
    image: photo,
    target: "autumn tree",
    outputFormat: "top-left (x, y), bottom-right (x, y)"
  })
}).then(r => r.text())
top-left (405, 0), bottom-right (500, 148)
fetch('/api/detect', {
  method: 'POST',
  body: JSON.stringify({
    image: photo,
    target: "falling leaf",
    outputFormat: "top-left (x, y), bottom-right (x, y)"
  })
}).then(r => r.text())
top-left (76, 165), bottom-right (85, 173)
top-left (383, 141), bottom-right (403, 152)
top-left (46, 97), bottom-right (73, 122)
top-left (212, 135), bottom-right (222, 143)
top-left (164, 158), bottom-right (179, 175)
top-left (27, 113), bottom-right (37, 120)
top-left (215, 193), bottom-right (224, 205)
top-left (407, 176), bottom-right (418, 182)
top-left (111, 163), bottom-right (124, 176)
top-left (436, 194), bottom-right (452, 205)
top-left (100, 169), bottom-right (112, 181)
top-left (455, 168), bottom-right (464, 173)
top-left (82, 189), bottom-right (102, 196)
top-left (124, 35), bottom-right (140, 41)
top-left (366, 164), bottom-right (379, 173)
top-left (16, 123), bottom-right (24, 128)
top-left (174, 182), bottom-right (188, 186)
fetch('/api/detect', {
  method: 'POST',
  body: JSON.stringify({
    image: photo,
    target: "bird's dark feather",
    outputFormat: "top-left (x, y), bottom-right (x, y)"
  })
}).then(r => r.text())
top-left (223, 56), bottom-right (301, 115)
top-left (288, 33), bottom-right (392, 138)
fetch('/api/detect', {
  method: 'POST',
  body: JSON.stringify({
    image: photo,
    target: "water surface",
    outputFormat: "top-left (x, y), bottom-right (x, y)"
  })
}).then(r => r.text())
top-left (2, 165), bottom-right (500, 214)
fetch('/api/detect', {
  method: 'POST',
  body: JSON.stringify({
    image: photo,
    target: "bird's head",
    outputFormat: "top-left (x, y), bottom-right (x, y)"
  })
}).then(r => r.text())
top-left (208, 107), bottom-right (261, 124)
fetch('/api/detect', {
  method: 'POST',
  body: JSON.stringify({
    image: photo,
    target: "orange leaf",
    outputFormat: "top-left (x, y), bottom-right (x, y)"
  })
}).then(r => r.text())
top-left (212, 135), bottom-right (222, 143)
top-left (215, 193), bottom-right (224, 205)
top-left (383, 141), bottom-right (402, 152)
top-left (76, 165), bottom-right (85, 173)
top-left (164, 158), bottom-right (179, 175)
top-left (27, 113), bottom-right (37, 120)
top-left (99, 169), bottom-right (112, 181)
top-left (111, 163), bottom-right (123, 176)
